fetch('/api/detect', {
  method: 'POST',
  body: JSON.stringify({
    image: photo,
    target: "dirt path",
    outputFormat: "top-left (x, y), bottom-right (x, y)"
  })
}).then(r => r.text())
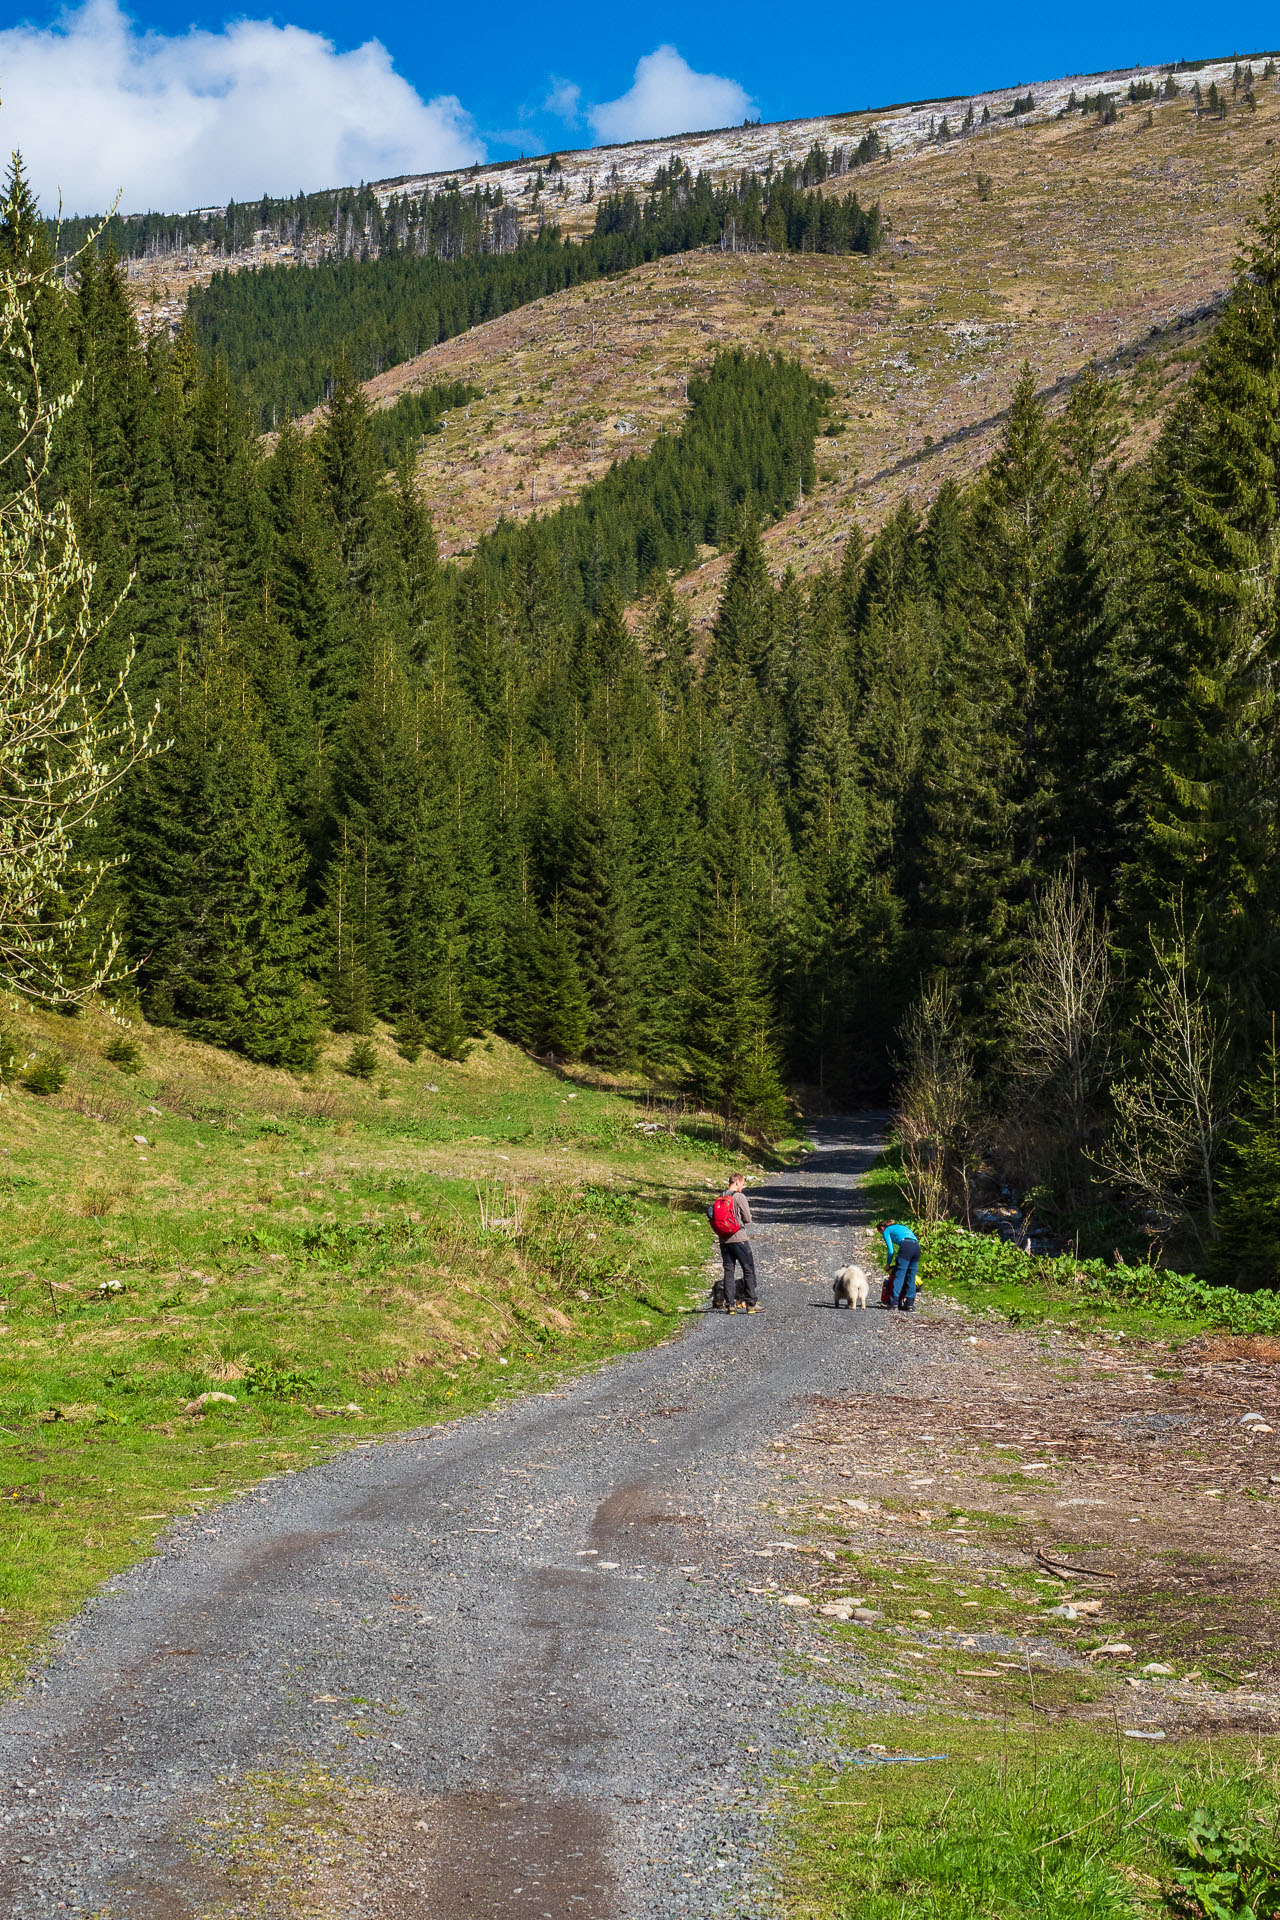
top-left (0, 1117), bottom-right (919, 1920)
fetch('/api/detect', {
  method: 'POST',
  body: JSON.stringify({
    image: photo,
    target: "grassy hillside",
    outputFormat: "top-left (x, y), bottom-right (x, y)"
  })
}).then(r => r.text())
top-left (0, 1003), bottom-right (769, 1683)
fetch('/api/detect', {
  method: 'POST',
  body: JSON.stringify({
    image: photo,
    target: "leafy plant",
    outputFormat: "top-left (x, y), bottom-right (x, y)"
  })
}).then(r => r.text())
top-left (242, 1362), bottom-right (318, 1399)
top-left (921, 1220), bottom-right (1280, 1334)
top-left (1174, 1806), bottom-right (1280, 1917)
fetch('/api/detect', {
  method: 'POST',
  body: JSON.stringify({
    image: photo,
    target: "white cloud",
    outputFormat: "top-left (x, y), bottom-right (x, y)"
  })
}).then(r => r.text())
top-left (0, 0), bottom-right (485, 216)
top-left (543, 79), bottom-right (582, 125)
top-left (587, 45), bottom-right (754, 145)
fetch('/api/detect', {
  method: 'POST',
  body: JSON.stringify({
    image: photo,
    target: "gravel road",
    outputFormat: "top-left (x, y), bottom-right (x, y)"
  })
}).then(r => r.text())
top-left (0, 1116), bottom-right (922, 1919)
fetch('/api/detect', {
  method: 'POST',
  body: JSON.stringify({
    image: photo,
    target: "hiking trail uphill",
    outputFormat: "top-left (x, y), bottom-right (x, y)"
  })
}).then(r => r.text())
top-left (0, 1118), bottom-right (921, 1919)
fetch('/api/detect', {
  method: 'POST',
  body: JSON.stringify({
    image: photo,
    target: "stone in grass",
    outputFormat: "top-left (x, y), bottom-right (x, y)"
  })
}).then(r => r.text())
top-left (183, 1391), bottom-right (238, 1415)
top-left (779, 1594), bottom-right (811, 1608)
top-left (310, 1403), bottom-right (364, 1417)
top-left (819, 1598), bottom-right (868, 1620)
top-left (1142, 1662), bottom-right (1176, 1676)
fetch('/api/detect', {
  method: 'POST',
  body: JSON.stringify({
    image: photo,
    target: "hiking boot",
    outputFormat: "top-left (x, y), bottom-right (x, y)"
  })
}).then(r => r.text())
top-left (746, 1303), bottom-right (763, 1313)
top-left (898, 1301), bottom-right (915, 1313)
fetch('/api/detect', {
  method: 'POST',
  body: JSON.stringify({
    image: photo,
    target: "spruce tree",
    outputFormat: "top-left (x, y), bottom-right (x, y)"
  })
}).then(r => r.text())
top-left (506, 906), bottom-right (590, 1057)
top-left (916, 370), bottom-right (1068, 1043)
top-left (560, 795), bottom-right (642, 1067)
top-left (315, 355), bottom-right (396, 603)
top-left (1211, 1031), bottom-right (1280, 1291)
top-left (683, 892), bottom-right (787, 1140)
top-left (0, 154), bottom-right (76, 493)
top-left (125, 648), bottom-right (318, 1067)
top-left (707, 518), bottom-right (775, 679)
top-left (1128, 183), bottom-right (1280, 1037)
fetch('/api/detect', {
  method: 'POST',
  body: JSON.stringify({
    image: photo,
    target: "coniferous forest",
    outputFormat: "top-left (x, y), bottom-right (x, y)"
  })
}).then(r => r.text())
top-left (9, 150), bottom-right (1280, 1288)
top-left (187, 158), bottom-right (882, 424)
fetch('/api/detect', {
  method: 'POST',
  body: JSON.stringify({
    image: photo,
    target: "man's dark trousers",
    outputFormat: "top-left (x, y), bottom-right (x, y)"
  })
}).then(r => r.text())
top-left (721, 1239), bottom-right (757, 1307)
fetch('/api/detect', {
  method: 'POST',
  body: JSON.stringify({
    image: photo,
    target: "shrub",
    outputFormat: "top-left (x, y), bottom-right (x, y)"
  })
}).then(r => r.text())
top-left (922, 1220), bottom-right (1280, 1333)
top-left (0, 1021), bottom-right (21, 1085)
top-left (20, 1049), bottom-right (66, 1096)
top-left (395, 1009), bottom-right (426, 1062)
top-left (345, 1038), bottom-right (378, 1080)
top-left (104, 1033), bottom-right (142, 1074)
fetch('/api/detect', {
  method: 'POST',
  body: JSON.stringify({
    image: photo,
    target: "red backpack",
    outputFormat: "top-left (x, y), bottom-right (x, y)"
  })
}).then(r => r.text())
top-left (711, 1193), bottom-right (739, 1237)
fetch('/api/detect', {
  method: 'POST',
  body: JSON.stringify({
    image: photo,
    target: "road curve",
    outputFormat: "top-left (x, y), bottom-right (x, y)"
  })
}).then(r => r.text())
top-left (0, 1116), bottom-right (915, 1919)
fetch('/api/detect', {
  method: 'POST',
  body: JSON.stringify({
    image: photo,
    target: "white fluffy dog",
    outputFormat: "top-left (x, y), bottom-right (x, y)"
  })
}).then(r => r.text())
top-left (833, 1264), bottom-right (869, 1309)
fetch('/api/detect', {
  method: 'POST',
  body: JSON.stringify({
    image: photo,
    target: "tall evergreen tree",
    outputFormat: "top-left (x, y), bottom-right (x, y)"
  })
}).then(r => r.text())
top-left (125, 649), bottom-right (318, 1066)
top-left (560, 795), bottom-right (642, 1067)
top-left (1127, 184), bottom-right (1280, 1038)
top-left (683, 892), bottom-right (787, 1139)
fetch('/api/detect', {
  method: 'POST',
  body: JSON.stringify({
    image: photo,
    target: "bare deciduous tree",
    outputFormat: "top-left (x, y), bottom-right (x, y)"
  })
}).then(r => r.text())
top-left (1004, 863), bottom-right (1112, 1205)
top-left (0, 189), bottom-right (157, 1005)
top-left (1099, 912), bottom-right (1235, 1251)
top-left (896, 977), bottom-right (984, 1226)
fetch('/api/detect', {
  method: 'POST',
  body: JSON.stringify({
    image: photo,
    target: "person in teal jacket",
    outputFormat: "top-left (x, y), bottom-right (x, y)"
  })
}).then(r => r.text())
top-left (876, 1219), bottom-right (921, 1312)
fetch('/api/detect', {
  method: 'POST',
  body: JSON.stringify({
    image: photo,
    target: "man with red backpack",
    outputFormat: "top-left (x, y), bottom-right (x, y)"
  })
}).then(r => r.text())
top-left (708, 1173), bottom-right (759, 1313)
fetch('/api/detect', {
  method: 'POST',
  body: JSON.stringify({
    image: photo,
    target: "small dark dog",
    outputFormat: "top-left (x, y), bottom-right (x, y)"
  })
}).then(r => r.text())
top-left (832, 1263), bottom-right (869, 1309)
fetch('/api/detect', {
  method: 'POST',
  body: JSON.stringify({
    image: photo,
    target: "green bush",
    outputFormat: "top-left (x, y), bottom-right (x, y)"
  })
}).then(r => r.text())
top-left (345, 1039), bottom-right (378, 1080)
top-left (20, 1050), bottom-right (66, 1096)
top-left (922, 1221), bottom-right (1280, 1333)
top-left (395, 1009), bottom-right (426, 1063)
top-left (104, 1033), bottom-right (143, 1074)
top-left (0, 1022), bottom-right (21, 1085)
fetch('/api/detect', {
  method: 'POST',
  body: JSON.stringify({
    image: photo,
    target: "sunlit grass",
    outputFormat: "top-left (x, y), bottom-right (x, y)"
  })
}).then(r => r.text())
top-left (0, 1001), bottom-right (790, 1682)
top-left (782, 1715), bottom-right (1280, 1918)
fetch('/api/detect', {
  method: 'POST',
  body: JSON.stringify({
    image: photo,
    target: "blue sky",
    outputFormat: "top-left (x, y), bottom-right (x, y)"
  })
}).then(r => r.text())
top-left (2, 0), bottom-right (1278, 213)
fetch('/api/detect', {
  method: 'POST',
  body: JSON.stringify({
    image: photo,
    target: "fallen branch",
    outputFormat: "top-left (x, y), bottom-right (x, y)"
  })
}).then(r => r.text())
top-left (1034, 1545), bottom-right (1118, 1581)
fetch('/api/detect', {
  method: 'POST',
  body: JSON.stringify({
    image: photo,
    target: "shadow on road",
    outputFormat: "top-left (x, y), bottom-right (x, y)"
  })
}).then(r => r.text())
top-left (748, 1116), bottom-right (889, 1232)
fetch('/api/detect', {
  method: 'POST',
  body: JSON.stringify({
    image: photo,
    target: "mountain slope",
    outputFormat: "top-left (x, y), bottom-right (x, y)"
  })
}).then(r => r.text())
top-left (121, 52), bottom-right (1280, 613)
top-left (325, 60), bottom-right (1277, 613)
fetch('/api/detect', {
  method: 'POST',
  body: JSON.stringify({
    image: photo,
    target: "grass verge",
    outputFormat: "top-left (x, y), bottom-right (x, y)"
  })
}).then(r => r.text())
top-left (865, 1142), bottom-right (1280, 1340)
top-left (921, 1222), bottom-right (1280, 1340)
top-left (781, 1712), bottom-right (1280, 1918)
top-left (0, 999), bottom-right (794, 1685)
